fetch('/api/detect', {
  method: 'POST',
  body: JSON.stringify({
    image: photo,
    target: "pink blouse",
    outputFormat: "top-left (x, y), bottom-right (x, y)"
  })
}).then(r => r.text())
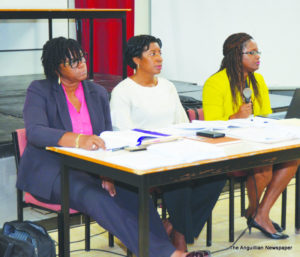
top-left (62, 82), bottom-right (93, 135)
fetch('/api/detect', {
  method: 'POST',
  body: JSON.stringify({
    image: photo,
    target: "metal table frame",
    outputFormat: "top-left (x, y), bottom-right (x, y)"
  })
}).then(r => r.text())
top-left (49, 142), bottom-right (300, 257)
top-left (0, 8), bottom-right (131, 79)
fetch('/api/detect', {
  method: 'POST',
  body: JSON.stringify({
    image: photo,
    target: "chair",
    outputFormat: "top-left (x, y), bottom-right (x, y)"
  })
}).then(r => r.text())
top-left (187, 108), bottom-right (204, 121)
top-left (12, 128), bottom-right (132, 256)
top-left (12, 129), bottom-right (92, 255)
top-left (186, 109), bottom-right (287, 242)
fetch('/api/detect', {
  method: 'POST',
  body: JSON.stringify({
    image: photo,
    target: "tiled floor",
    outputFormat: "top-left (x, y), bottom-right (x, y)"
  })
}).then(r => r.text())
top-left (1, 156), bottom-right (299, 256)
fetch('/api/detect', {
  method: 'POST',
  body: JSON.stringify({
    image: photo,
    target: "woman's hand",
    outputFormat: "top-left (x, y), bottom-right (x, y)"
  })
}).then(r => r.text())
top-left (79, 134), bottom-right (106, 151)
top-left (58, 132), bottom-right (105, 150)
top-left (230, 103), bottom-right (252, 119)
top-left (101, 177), bottom-right (116, 197)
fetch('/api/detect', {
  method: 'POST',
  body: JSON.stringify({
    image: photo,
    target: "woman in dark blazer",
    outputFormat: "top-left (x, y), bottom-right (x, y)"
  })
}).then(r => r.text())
top-left (16, 37), bottom-right (205, 257)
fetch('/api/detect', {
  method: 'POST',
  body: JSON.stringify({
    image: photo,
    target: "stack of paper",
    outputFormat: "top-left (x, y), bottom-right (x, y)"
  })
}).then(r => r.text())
top-left (102, 139), bottom-right (226, 170)
top-left (58, 138), bottom-right (227, 170)
top-left (224, 126), bottom-right (298, 143)
top-left (100, 130), bottom-right (164, 149)
top-left (147, 139), bottom-right (226, 163)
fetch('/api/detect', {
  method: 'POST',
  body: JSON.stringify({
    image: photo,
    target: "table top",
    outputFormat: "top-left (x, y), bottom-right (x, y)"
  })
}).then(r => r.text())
top-left (47, 119), bottom-right (300, 176)
top-left (0, 9), bottom-right (132, 12)
top-left (0, 8), bottom-right (132, 19)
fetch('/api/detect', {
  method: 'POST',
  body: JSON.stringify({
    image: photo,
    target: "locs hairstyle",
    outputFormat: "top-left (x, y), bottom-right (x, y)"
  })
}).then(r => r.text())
top-left (125, 35), bottom-right (162, 69)
top-left (41, 37), bottom-right (84, 80)
top-left (219, 33), bottom-right (259, 106)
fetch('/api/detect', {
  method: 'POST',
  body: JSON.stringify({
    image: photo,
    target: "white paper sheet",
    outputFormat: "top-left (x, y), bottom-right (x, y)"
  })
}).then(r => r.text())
top-left (99, 130), bottom-right (163, 149)
top-left (58, 138), bottom-right (227, 170)
top-left (224, 126), bottom-right (298, 143)
top-left (147, 139), bottom-right (226, 163)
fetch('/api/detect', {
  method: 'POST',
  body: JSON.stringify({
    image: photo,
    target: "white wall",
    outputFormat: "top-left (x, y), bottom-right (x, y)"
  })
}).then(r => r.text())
top-left (151, 0), bottom-right (300, 89)
top-left (0, 0), bottom-right (72, 76)
top-left (134, 0), bottom-right (150, 35)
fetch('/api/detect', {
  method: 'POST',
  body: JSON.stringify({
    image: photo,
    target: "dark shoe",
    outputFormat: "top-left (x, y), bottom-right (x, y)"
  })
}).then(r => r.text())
top-left (186, 250), bottom-right (211, 257)
top-left (247, 217), bottom-right (283, 232)
top-left (171, 229), bottom-right (187, 252)
top-left (272, 221), bottom-right (283, 232)
top-left (247, 217), bottom-right (289, 239)
top-left (162, 219), bottom-right (173, 237)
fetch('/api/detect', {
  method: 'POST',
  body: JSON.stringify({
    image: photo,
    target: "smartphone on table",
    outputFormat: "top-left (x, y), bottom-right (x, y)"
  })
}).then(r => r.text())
top-left (196, 130), bottom-right (225, 138)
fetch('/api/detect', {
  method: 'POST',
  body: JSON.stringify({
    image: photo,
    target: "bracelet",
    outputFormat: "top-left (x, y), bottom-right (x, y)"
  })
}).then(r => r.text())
top-left (75, 134), bottom-right (83, 148)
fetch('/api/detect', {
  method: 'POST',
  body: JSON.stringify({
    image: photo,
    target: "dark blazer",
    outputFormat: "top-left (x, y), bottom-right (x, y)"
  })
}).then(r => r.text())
top-left (16, 79), bottom-right (112, 200)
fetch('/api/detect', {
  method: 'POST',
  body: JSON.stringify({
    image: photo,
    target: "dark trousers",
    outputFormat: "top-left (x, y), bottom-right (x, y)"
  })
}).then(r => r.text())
top-left (163, 176), bottom-right (226, 243)
top-left (44, 170), bottom-right (175, 257)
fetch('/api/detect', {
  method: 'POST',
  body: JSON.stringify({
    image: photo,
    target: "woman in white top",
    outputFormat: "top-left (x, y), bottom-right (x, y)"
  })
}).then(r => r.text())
top-left (110, 50), bottom-right (188, 130)
top-left (110, 35), bottom-right (226, 255)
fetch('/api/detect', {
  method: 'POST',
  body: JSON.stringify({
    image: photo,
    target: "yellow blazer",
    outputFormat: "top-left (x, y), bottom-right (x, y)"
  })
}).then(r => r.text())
top-left (203, 69), bottom-right (272, 120)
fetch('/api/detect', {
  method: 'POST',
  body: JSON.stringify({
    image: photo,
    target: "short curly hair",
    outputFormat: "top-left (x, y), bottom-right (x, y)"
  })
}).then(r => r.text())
top-left (41, 37), bottom-right (84, 80)
top-left (125, 35), bottom-right (162, 69)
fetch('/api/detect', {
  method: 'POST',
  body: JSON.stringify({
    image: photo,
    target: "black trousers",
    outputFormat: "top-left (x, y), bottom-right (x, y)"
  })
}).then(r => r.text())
top-left (43, 170), bottom-right (175, 257)
top-left (163, 176), bottom-right (226, 244)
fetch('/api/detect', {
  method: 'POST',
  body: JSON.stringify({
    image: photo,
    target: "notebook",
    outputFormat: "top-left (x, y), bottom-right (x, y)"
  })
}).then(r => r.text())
top-left (285, 88), bottom-right (300, 119)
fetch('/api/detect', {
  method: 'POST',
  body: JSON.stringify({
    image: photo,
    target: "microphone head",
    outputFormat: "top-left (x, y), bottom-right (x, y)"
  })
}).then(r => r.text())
top-left (243, 88), bottom-right (252, 103)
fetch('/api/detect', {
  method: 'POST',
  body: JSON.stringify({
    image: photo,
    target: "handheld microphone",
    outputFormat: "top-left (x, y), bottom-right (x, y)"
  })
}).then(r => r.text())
top-left (243, 88), bottom-right (252, 103)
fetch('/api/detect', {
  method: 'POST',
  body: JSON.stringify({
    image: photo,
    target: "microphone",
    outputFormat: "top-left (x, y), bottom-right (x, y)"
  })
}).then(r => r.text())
top-left (243, 88), bottom-right (252, 103)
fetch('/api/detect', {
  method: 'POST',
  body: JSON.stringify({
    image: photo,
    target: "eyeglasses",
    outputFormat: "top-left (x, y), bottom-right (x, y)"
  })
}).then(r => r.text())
top-left (64, 53), bottom-right (87, 69)
top-left (242, 51), bottom-right (261, 56)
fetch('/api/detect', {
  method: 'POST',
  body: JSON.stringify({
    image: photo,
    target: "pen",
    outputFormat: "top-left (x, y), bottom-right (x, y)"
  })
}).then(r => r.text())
top-left (109, 146), bottom-right (129, 152)
top-left (141, 136), bottom-right (182, 145)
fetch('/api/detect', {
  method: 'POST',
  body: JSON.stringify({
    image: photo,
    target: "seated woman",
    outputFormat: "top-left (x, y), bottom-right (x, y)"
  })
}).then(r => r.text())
top-left (16, 36), bottom-right (204, 257)
top-left (203, 32), bottom-right (299, 239)
top-left (110, 34), bottom-right (225, 254)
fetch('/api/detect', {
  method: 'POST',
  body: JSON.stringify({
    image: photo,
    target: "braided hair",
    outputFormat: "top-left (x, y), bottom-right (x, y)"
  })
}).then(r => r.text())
top-left (41, 37), bottom-right (84, 81)
top-left (219, 33), bottom-right (259, 106)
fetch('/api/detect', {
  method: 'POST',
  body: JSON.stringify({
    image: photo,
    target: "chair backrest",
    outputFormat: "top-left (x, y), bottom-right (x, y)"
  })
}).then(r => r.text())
top-left (16, 128), bottom-right (27, 157)
top-left (12, 128), bottom-right (27, 170)
top-left (12, 128), bottom-right (77, 214)
top-left (187, 108), bottom-right (204, 121)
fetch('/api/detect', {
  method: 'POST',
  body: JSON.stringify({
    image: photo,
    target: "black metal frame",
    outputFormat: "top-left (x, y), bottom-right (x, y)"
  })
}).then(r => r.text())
top-left (0, 9), bottom-right (129, 79)
top-left (54, 143), bottom-right (300, 257)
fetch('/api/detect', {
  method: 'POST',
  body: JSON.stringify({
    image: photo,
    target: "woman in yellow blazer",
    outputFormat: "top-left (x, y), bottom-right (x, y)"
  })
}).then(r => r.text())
top-left (203, 68), bottom-right (271, 120)
top-left (203, 32), bottom-right (298, 239)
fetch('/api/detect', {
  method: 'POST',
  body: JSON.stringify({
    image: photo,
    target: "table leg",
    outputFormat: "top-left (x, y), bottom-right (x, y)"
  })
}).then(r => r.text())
top-left (61, 164), bottom-right (70, 257)
top-left (48, 18), bottom-right (53, 40)
top-left (121, 13), bottom-right (127, 79)
top-left (138, 176), bottom-right (149, 257)
top-left (296, 167), bottom-right (300, 234)
top-left (89, 18), bottom-right (94, 80)
top-left (229, 177), bottom-right (235, 242)
top-left (76, 19), bottom-right (82, 46)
